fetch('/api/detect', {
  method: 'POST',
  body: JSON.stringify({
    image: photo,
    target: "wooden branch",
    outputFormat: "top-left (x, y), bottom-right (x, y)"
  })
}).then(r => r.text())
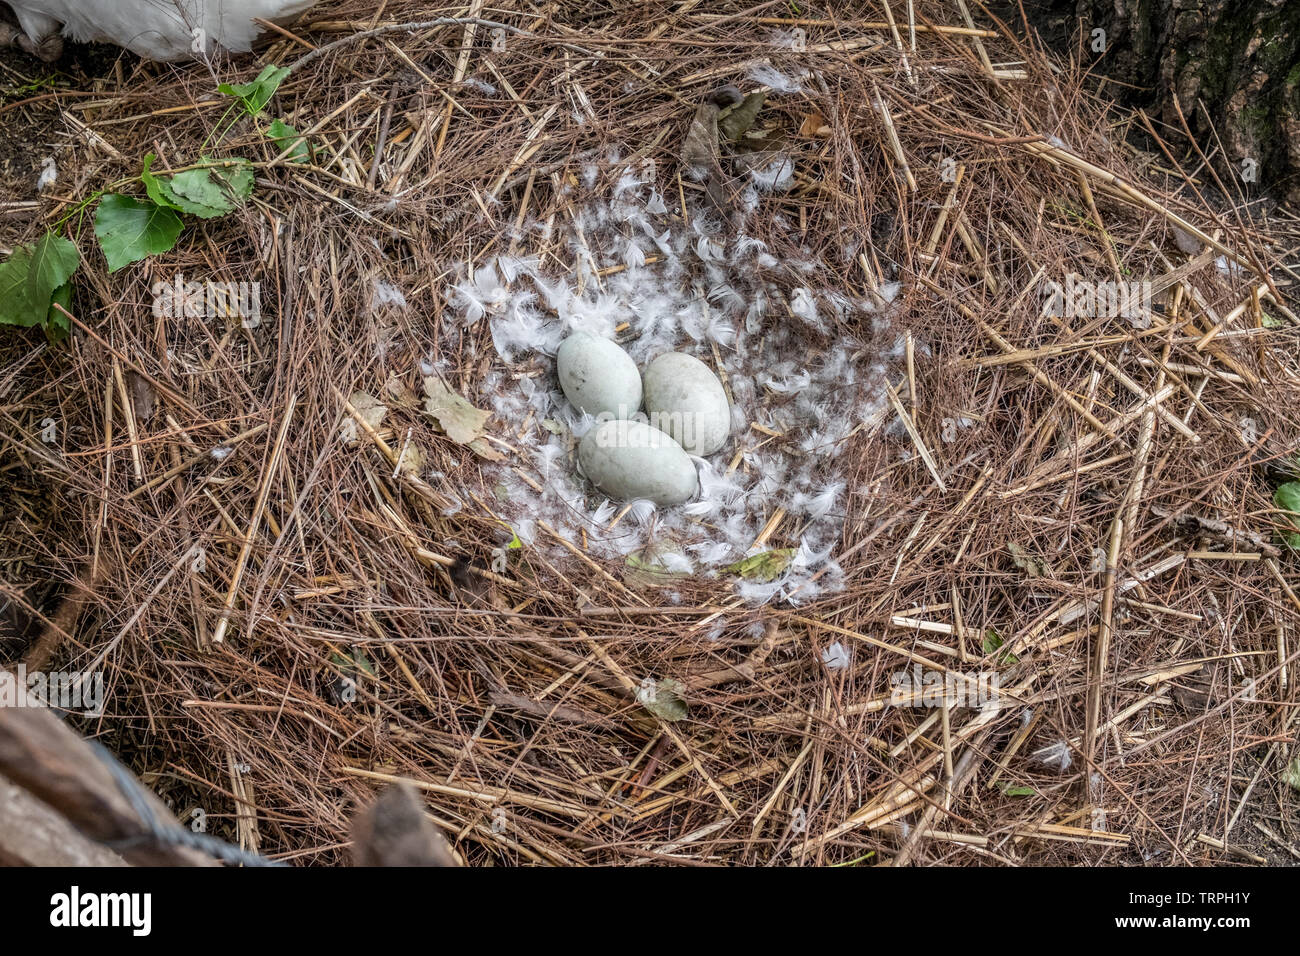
top-left (0, 702), bottom-right (213, 866)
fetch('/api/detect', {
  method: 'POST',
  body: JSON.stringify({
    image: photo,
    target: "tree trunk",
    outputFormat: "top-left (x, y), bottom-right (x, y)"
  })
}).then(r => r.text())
top-left (992, 0), bottom-right (1300, 205)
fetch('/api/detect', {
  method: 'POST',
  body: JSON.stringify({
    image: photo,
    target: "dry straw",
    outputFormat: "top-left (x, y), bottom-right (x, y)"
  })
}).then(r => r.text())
top-left (2, 0), bottom-right (1299, 865)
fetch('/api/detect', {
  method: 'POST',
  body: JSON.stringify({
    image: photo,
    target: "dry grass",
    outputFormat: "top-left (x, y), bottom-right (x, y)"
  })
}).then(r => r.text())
top-left (1, 0), bottom-right (1299, 865)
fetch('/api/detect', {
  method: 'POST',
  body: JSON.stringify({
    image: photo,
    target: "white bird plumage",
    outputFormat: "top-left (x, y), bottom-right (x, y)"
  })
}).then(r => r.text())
top-left (3, 0), bottom-right (316, 60)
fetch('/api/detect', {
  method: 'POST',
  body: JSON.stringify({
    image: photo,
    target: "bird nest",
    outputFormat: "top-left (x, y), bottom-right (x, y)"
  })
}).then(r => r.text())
top-left (1, 0), bottom-right (1299, 865)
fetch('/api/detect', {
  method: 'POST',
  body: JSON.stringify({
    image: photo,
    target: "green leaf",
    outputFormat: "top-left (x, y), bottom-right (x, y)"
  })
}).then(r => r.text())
top-left (47, 282), bottom-right (73, 338)
top-left (0, 231), bottom-right (78, 332)
top-left (163, 169), bottom-right (235, 218)
top-left (267, 118), bottom-right (309, 163)
top-left (982, 627), bottom-right (1019, 665)
top-left (0, 248), bottom-right (46, 328)
top-left (330, 650), bottom-right (375, 680)
top-left (997, 782), bottom-right (1037, 796)
top-left (167, 161), bottom-right (255, 218)
top-left (1284, 755), bottom-right (1300, 793)
top-left (219, 64), bottom-right (290, 115)
top-left (94, 194), bottom-right (183, 272)
top-left (724, 548), bottom-right (795, 582)
top-left (1274, 482), bottom-right (1300, 549)
top-left (718, 91), bottom-right (766, 142)
top-left (140, 153), bottom-right (181, 211)
top-left (637, 676), bottom-right (687, 722)
top-left (26, 231), bottom-right (79, 305)
top-left (352, 650), bottom-right (375, 678)
top-left (1007, 541), bottom-right (1050, 578)
top-left (141, 154), bottom-right (254, 218)
top-left (208, 160), bottom-right (255, 202)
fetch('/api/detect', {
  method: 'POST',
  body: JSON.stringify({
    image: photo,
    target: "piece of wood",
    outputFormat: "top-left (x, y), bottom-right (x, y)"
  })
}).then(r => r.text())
top-left (0, 774), bottom-right (127, 866)
top-left (351, 782), bottom-right (460, 867)
top-left (0, 702), bottom-right (213, 866)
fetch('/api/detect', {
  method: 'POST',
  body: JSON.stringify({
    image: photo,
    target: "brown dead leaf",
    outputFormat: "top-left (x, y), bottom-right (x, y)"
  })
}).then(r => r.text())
top-left (468, 437), bottom-right (505, 462)
top-left (129, 372), bottom-right (156, 425)
top-left (342, 391), bottom-right (388, 445)
top-left (397, 441), bottom-right (427, 476)
top-left (383, 374), bottom-right (419, 407)
top-left (422, 376), bottom-right (491, 445)
top-left (799, 111), bottom-right (830, 137)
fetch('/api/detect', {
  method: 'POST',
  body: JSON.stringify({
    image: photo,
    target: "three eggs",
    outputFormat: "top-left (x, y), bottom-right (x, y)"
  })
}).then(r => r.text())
top-left (556, 333), bottom-right (731, 506)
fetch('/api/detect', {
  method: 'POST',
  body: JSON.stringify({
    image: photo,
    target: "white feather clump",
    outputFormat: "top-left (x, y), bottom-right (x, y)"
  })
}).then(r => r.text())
top-left (1215, 255), bottom-right (1244, 279)
top-left (759, 363), bottom-right (811, 395)
top-left (747, 154), bottom-right (795, 193)
top-left (658, 550), bottom-right (694, 574)
top-left (370, 279), bottom-right (407, 310)
top-left (36, 156), bottom-right (57, 192)
top-left (1033, 740), bottom-right (1073, 771)
top-left (683, 460), bottom-right (744, 518)
top-left (689, 539), bottom-right (740, 566)
top-left (624, 499), bottom-right (658, 527)
top-left (792, 481), bottom-right (844, 520)
top-left (431, 161), bottom-right (898, 603)
top-left (821, 642), bottom-right (851, 670)
top-left (748, 62), bottom-right (804, 93)
top-left (447, 263), bottom-right (512, 324)
top-left (789, 288), bottom-right (821, 329)
top-left (590, 499), bottom-right (617, 526)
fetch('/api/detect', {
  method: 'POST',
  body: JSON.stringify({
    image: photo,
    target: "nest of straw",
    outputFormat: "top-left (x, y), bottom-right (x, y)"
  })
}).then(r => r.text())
top-left (2, 0), bottom-right (1299, 865)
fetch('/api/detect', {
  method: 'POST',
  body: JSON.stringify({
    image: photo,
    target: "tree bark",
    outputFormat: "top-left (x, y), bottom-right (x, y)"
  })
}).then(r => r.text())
top-left (992, 0), bottom-right (1300, 204)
